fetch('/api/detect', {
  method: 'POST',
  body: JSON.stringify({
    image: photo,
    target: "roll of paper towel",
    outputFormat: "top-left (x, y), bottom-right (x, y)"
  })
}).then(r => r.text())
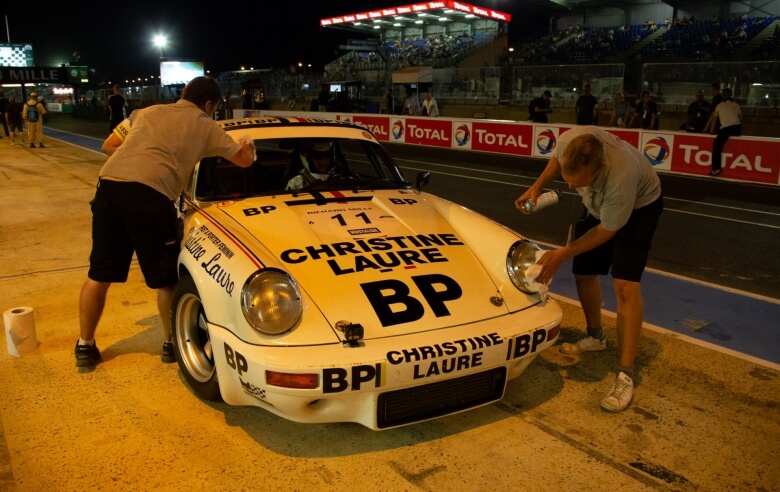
top-left (4, 307), bottom-right (39, 357)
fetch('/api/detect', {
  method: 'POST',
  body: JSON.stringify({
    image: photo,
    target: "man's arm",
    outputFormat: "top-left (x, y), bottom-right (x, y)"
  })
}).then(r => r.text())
top-left (534, 223), bottom-right (617, 284)
top-left (101, 133), bottom-right (123, 156)
top-left (229, 141), bottom-right (255, 168)
top-left (514, 155), bottom-right (562, 211)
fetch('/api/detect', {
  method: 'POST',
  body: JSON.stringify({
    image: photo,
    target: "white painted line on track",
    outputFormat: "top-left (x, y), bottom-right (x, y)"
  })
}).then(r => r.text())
top-left (399, 164), bottom-right (780, 230)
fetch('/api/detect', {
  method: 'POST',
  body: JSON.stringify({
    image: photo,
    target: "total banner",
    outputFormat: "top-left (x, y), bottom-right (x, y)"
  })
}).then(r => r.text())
top-left (233, 110), bottom-right (780, 186)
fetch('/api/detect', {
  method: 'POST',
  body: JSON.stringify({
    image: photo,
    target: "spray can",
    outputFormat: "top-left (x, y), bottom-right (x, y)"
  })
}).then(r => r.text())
top-left (520, 190), bottom-right (563, 214)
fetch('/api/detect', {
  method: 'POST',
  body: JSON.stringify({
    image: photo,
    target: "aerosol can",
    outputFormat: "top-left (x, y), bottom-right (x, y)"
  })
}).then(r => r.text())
top-left (520, 190), bottom-right (563, 214)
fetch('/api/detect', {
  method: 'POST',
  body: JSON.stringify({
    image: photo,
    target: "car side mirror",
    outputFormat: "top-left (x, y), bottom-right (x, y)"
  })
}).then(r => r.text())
top-left (416, 171), bottom-right (430, 191)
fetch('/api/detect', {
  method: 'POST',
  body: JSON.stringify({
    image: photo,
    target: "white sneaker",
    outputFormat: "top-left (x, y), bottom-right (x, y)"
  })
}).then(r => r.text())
top-left (600, 372), bottom-right (634, 412)
top-left (560, 335), bottom-right (606, 355)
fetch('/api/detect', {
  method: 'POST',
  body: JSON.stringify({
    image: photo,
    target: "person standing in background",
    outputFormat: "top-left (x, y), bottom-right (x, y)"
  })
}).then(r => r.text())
top-left (385, 88), bottom-right (394, 115)
top-left (421, 90), bottom-right (439, 117)
top-left (629, 91), bottom-right (658, 130)
top-left (575, 84), bottom-right (599, 125)
top-left (23, 91), bottom-right (47, 148)
top-left (107, 85), bottom-right (127, 132)
top-left (529, 90), bottom-right (553, 123)
top-left (686, 89), bottom-right (712, 133)
top-left (401, 88), bottom-right (421, 116)
top-left (609, 92), bottom-right (632, 128)
top-left (709, 82), bottom-right (724, 134)
top-left (0, 92), bottom-right (10, 138)
top-left (4, 96), bottom-right (24, 145)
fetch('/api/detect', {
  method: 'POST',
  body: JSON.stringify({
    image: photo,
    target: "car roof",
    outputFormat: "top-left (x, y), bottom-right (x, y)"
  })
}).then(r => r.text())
top-left (217, 116), bottom-right (379, 142)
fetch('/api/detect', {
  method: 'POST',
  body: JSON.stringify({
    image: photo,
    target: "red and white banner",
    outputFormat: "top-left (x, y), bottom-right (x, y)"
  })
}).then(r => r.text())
top-left (234, 109), bottom-right (780, 186)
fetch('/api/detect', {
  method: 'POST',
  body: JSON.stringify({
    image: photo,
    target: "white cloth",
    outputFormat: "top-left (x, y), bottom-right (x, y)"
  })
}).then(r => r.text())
top-left (524, 250), bottom-right (549, 302)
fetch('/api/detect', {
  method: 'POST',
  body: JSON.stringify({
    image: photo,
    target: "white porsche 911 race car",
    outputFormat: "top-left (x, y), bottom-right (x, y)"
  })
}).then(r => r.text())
top-left (172, 116), bottom-right (562, 430)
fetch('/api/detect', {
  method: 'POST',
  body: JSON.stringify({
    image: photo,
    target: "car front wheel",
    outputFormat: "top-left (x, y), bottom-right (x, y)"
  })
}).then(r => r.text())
top-left (171, 274), bottom-right (222, 401)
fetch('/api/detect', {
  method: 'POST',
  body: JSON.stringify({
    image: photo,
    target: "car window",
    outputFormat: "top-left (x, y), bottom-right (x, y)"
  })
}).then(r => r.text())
top-left (193, 135), bottom-right (409, 201)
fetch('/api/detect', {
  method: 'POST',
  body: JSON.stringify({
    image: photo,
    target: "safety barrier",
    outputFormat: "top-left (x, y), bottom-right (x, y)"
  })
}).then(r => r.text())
top-left (233, 110), bottom-right (780, 186)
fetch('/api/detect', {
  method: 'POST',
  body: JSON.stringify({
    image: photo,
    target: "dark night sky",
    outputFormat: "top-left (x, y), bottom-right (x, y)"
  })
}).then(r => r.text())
top-left (4, 1), bottom-right (544, 82)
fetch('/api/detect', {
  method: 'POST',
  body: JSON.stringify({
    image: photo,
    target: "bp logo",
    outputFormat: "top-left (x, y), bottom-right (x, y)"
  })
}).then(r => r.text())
top-left (391, 120), bottom-right (404, 140)
top-left (454, 124), bottom-right (471, 146)
top-left (643, 136), bottom-right (671, 165)
top-left (536, 130), bottom-right (557, 154)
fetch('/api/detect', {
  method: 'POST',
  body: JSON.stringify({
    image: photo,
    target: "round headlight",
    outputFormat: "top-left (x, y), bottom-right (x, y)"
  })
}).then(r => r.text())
top-left (241, 269), bottom-right (302, 335)
top-left (506, 240), bottom-right (542, 294)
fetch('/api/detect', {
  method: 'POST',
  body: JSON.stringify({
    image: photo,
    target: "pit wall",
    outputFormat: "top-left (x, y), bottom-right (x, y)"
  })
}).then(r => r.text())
top-left (234, 110), bottom-right (780, 186)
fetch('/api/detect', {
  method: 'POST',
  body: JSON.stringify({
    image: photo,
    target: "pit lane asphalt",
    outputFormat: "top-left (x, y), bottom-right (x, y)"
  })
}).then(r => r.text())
top-left (0, 116), bottom-right (777, 491)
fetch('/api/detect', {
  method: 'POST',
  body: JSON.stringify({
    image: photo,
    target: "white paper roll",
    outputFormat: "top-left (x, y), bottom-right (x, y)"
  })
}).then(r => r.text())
top-left (4, 307), bottom-right (39, 357)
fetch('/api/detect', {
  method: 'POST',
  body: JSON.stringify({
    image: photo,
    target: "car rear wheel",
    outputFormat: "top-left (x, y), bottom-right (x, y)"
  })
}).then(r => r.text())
top-left (171, 275), bottom-right (222, 401)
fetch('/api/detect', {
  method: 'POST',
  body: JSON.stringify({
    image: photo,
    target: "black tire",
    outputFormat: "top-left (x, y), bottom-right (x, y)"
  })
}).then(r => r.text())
top-left (171, 275), bottom-right (222, 401)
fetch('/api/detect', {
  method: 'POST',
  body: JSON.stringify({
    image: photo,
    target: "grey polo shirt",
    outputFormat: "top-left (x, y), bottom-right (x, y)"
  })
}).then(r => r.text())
top-left (557, 126), bottom-right (661, 232)
top-left (100, 99), bottom-right (241, 200)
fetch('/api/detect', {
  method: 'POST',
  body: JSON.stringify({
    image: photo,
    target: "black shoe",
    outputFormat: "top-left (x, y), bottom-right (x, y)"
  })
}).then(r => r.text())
top-left (75, 341), bottom-right (101, 370)
top-left (38, 142), bottom-right (45, 148)
top-left (710, 169), bottom-right (721, 176)
top-left (30, 143), bottom-right (35, 148)
top-left (162, 341), bottom-right (176, 363)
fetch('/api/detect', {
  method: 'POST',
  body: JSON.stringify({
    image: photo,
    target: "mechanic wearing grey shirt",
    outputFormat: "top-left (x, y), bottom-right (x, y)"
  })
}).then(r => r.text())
top-left (75, 76), bottom-right (255, 372)
top-left (515, 125), bottom-right (663, 412)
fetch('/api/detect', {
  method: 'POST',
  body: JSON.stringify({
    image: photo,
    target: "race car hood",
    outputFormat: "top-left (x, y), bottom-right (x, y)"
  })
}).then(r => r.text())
top-left (210, 190), bottom-right (519, 339)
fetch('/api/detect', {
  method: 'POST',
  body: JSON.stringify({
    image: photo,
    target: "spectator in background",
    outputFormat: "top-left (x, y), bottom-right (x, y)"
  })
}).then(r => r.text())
top-left (629, 91), bottom-right (658, 130)
top-left (4, 96), bottom-right (24, 145)
top-left (0, 92), bottom-right (9, 138)
top-left (609, 91), bottom-right (632, 128)
top-left (704, 87), bottom-right (741, 176)
top-left (575, 84), bottom-right (599, 125)
top-left (385, 88), bottom-right (394, 115)
top-left (401, 88), bottom-right (421, 116)
top-left (242, 89), bottom-right (253, 110)
top-left (686, 89), bottom-right (712, 133)
top-left (529, 90), bottom-right (553, 123)
top-left (23, 91), bottom-right (47, 148)
top-left (421, 90), bottom-right (439, 117)
top-left (709, 83), bottom-right (723, 133)
top-left (107, 85), bottom-right (127, 132)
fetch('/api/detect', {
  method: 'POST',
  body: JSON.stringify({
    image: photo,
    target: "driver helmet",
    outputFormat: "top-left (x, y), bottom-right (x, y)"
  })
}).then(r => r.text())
top-left (301, 139), bottom-right (335, 178)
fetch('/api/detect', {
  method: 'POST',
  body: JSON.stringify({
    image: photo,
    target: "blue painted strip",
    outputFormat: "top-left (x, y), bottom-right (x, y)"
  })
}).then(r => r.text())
top-left (44, 127), bottom-right (104, 153)
top-left (550, 262), bottom-right (780, 365)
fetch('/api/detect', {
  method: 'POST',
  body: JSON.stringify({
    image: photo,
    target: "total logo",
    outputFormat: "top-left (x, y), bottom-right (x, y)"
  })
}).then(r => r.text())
top-left (643, 136), bottom-right (671, 166)
top-left (454, 124), bottom-right (471, 147)
top-left (535, 129), bottom-right (557, 155)
top-left (391, 120), bottom-right (405, 141)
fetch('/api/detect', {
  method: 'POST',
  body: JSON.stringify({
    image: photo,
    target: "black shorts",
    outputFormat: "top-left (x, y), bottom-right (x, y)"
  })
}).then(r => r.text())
top-left (88, 179), bottom-right (179, 289)
top-left (571, 196), bottom-right (664, 282)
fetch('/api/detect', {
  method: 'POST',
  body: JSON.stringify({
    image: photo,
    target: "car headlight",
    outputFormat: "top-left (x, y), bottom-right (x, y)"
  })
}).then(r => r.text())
top-left (241, 269), bottom-right (302, 335)
top-left (506, 240), bottom-right (543, 294)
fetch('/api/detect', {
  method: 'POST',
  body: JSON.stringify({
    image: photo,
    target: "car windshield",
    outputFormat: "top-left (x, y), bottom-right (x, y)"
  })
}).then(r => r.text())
top-left (194, 136), bottom-right (409, 201)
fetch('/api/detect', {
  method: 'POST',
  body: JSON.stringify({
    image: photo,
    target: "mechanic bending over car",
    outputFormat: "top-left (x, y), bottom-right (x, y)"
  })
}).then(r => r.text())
top-left (285, 139), bottom-right (337, 190)
top-left (515, 126), bottom-right (663, 412)
top-left (75, 76), bottom-right (255, 371)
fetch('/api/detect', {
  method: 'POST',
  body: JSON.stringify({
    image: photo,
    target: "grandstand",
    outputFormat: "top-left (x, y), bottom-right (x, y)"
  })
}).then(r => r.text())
top-left (214, 1), bottom-right (780, 137)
